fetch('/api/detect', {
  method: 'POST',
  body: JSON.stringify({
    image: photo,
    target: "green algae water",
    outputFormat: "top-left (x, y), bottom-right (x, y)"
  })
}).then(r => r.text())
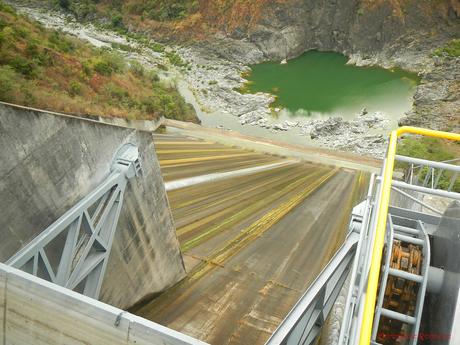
top-left (245, 51), bottom-right (420, 120)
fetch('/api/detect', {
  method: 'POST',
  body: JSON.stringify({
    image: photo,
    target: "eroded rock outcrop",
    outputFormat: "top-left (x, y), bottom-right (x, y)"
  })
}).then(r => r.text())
top-left (208, 0), bottom-right (459, 132)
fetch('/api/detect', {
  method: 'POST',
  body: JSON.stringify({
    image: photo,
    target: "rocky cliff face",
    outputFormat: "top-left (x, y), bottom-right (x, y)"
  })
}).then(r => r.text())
top-left (224, 0), bottom-right (459, 64)
top-left (399, 56), bottom-right (459, 131)
top-left (215, 0), bottom-right (459, 131)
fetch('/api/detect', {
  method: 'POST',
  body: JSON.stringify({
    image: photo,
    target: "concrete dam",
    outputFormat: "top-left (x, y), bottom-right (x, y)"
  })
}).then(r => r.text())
top-left (0, 101), bottom-right (368, 343)
top-left (0, 102), bottom-right (186, 309)
top-left (3, 101), bottom-right (458, 345)
top-left (137, 133), bottom-right (368, 344)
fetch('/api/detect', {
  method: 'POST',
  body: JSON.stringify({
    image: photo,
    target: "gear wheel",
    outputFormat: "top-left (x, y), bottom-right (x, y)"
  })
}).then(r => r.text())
top-left (377, 240), bottom-right (422, 345)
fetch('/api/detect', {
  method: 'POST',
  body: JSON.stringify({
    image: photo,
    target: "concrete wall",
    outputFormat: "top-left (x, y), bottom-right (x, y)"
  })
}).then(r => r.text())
top-left (0, 263), bottom-right (206, 345)
top-left (0, 102), bottom-right (186, 309)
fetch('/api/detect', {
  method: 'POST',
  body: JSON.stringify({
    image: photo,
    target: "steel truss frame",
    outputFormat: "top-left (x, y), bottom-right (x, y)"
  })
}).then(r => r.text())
top-left (6, 144), bottom-right (141, 300)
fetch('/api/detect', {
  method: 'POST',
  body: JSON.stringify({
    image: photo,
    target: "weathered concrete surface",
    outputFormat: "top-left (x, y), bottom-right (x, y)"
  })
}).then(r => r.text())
top-left (137, 133), bottom-right (369, 345)
top-left (0, 263), bottom-right (206, 345)
top-left (0, 102), bottom-right (186, 309)
top-left (0, 267), bottom-right (5, 341)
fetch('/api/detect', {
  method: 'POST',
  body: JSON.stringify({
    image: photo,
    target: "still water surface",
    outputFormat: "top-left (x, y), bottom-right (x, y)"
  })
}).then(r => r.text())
top-left (245, 51), bottom-right (419, 120)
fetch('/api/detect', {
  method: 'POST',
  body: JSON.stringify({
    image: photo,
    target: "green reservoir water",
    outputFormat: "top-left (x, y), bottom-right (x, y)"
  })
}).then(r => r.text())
top-left (245, 51), bottom-right (420, 121)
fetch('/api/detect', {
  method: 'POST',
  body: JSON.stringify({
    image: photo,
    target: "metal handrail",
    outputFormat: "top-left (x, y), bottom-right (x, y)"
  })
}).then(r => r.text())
top-left (359, 127), bottom-right (460, 345)
top-left (411, 157), bottom-right (460, 170)
top-left (403, 156), bottom-right (460, 191)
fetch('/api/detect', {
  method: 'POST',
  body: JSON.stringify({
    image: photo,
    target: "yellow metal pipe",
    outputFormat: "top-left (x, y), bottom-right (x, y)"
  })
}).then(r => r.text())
top-left (359, 126), bottom-right (460, 345)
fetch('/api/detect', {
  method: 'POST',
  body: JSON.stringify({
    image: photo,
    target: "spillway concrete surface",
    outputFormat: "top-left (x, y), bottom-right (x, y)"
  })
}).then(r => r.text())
top-left (136, 133), bottom-right (369, 345)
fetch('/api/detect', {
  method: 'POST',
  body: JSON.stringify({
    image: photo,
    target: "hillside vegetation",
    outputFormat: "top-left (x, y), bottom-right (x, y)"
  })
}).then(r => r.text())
top-left (0, 1), bottom-right (198, 122)
top-left (397, 136), bottom-right (460, 192)
top-left (43, 0), bottom-right (288, 39)
top-left (44, 0), bottom-right (458, 41)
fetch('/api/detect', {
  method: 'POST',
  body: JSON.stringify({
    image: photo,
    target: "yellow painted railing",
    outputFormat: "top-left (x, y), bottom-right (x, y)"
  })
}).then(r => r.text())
top-left (359, 126), bottom-right (460, 345)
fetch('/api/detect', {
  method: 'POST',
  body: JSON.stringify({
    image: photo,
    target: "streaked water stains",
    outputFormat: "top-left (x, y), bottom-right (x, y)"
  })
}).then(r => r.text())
top-left (137, 134), bottom-right (368, 345)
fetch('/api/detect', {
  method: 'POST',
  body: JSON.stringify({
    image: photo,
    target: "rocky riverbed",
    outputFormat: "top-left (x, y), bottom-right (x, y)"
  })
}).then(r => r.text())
top-left (176, 43), bottom-right (396, 158)
top-left (11, 3), bottom-right (459, 159)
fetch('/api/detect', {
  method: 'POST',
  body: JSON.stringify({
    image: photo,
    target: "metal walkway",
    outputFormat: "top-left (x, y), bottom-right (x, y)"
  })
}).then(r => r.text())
top-left (267, 127), bottom-right (460, 345)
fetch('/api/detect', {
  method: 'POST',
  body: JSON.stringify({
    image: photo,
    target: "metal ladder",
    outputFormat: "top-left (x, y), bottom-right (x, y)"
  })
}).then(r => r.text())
top-left (370, 214), bottom-right (430, 345)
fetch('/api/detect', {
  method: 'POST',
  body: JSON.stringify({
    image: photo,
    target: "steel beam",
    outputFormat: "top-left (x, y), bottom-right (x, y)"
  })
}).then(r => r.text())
top-left (395, 155), bottom-right (460, 173)
top-left (6, 143), bottom-right (141, 300)
top-left (391, 180), bottom-right (460, 200)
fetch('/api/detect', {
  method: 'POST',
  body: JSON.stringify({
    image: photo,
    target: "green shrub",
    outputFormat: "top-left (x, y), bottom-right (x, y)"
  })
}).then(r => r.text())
top-left (0, 65), bottom-right (17, 100)
top-left (141, 96), bottom-right (159, 114)
top-left (0, 1), bottom-right (15, 14)
top-left (93, 59), bottom-right (112, 75)
top-left (93, 51), bottom-right (125, 76)
top-left (79, 61), bottom-right (90, 76)
top-left (0, 18), bottom-right (7, 31)
top-left (69, 0), bottom-right (97, 20)
top-left (59, 0), bottom-right (70, 10)
top-left (146, 69), bottom-right (160, 82)
top-left (101, 50), bottom-right (125, 72)
top-left (111, 42), bottom-right (136, 52)
top-left (166, 51), bottom-right (185, 66)
top-left (48, 31), bottom-right (75, 53)
top-left (157, 63), bottom-right (168, 71)
top-left (397, 137), bottom-right (454, 163)
top-left (1, 26), bottom-right (15, 47)
top-left (111, 14), bottom-right (124, 29)
top-left (9, 55), bottom-right (38, 77)
top-left (25, 41), bottom-right (39, 57)
top-left (14, 26), bottom-right (29, 39)
top-left (158, 93), bottom-right (175, 116)
top-left (20, 85), bottom-right (36, 103)
top-left (432, 39), bottom-right (460, 57)
top-left (104, 82), bottom-right (129, 101)
top-left (129, 60), bottom-right (145, 77)
top-left (148, 42), bottom-right (165, 53)
top-left (36, 48), bottom-right (54, 66)
top-left (69, 80), bottom-right (81, 96)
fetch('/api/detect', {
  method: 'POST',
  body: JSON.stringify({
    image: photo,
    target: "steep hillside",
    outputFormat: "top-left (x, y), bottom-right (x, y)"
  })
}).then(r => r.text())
top-left (43, 0), bottom-right (459, 56)
top-left (31, 0), bottom-right (458, 131)
top-left (8, 0), bottom-right (460, 142)
top-left (0, 1), bottom-right (198, 122)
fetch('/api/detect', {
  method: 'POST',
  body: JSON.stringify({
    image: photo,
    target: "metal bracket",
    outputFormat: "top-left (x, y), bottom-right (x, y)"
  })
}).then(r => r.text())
top-left (111, 143), bottom-right (142, 179)
top-left (7, 144), bottom-right (141, 300)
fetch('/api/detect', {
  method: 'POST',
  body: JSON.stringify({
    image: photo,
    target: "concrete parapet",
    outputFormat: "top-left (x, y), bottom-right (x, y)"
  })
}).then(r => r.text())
top-left (0, 102), bottom-right (185, 309)
top-left (0, 263), bottom-right (206, 345)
